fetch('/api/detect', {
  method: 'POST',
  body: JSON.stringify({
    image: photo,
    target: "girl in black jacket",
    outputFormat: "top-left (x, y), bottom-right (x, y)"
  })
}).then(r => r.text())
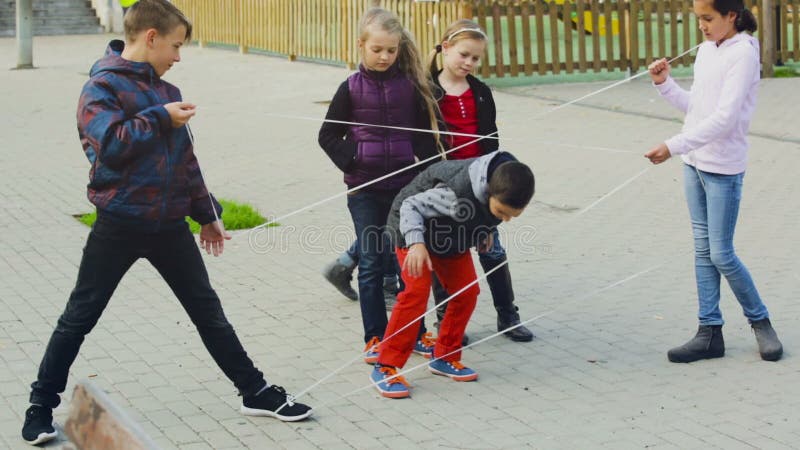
top-left (428, 19), bottom-right (534, 343)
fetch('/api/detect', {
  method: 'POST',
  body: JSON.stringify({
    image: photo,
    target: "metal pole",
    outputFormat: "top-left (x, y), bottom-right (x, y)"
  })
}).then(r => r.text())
top-left (16, 0), bottom-right (34, 69)
top-left (107, 0), bottom-right (115, 33)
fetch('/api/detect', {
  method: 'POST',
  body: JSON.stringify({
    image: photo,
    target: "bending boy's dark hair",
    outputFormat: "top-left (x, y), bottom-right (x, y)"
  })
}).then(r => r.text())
top-left (488, 162), bottom-right (535, 209)
top-left (712, 0), bottom-right (757, 32)
top-left (125, 0), bottom-right (193, 42)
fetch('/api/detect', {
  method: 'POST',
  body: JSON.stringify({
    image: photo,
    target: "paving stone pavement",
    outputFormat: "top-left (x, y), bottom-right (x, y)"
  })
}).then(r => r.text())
top-left (1, 34), bottom-right (799, 449)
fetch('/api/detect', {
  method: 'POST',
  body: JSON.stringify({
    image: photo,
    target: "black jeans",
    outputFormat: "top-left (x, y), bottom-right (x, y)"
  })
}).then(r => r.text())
top-left (30, 218), bottom-right (265, 408)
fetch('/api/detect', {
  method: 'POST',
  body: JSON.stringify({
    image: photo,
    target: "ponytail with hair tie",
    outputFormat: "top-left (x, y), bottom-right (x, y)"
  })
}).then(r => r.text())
top-left (713, 0), bottom-right (757, 32)
top-left (735, 6), bottom-right (757, 32)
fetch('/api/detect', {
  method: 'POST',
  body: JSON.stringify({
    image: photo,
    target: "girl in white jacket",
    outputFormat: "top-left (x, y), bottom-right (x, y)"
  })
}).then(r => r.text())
top-left (645, 0), bottom-right (783, 363)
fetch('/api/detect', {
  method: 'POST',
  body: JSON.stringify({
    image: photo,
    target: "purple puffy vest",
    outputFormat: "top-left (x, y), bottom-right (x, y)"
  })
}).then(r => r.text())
top-left (345, 63), bottom-right (421, 191)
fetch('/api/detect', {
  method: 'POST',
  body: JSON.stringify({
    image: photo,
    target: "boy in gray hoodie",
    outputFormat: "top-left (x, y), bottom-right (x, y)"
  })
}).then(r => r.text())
top-left (369, 151), bottom-right (534, 398)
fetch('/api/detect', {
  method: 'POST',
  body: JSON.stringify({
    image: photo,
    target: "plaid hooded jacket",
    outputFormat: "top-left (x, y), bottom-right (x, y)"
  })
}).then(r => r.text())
top-left (77, 40), bottom-right (220, 231)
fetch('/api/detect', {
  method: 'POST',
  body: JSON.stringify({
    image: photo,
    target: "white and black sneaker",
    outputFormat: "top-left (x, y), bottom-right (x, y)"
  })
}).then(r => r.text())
top-left (21, 405), bottom-right (57, 446)
top-left (241, 385), bottom-right (312, 422)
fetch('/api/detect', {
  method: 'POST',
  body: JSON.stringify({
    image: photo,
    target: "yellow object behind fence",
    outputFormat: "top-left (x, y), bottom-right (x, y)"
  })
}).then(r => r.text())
top-left (576, 10), bottom-right (619, 36)
top-left (550, 0), bottom-right (619, 36)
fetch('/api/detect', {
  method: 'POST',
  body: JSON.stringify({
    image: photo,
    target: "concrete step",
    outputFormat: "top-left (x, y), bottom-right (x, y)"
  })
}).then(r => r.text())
top-left (0, 24), bottom-right (102, 36)
top-left (0, 2), bottom-right (95, 13)
top-left (0, 0), bottom-right (101, 36)
top-left (0, 0), bottom-right (94, 7)
top-left (1, 15), bottom-right (100, 26)
top-left (0, 8), bottom-right (98, 17)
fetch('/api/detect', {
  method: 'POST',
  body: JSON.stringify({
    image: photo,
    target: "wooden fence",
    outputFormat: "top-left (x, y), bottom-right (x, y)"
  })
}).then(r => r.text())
top-left (476, 0), bottom-right (799, 77)
top-left (172, 0), bottom-right (799, 77)
top-left (171, 0), bottom-right (472, 67)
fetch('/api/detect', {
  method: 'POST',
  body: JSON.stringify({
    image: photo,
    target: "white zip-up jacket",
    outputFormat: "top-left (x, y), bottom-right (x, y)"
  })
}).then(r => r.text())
top-left (656, 32), bottom-right (760, 175)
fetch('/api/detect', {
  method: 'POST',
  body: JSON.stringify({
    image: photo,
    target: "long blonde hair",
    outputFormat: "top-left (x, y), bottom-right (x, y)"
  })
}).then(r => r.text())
top-left (427, 19), bottom-right (487, 74)
top-left (359, 8), bottom-right (446, 159)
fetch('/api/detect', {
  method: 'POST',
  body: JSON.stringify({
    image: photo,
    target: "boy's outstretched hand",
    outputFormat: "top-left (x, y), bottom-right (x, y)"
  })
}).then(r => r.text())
top-left (199, 221), bottom-right (231, 257)
top-left (648, 58), bottom-right (670, 85)
top-left (403, 243), bottom-right (433, 278)
top-left (644, 142), bottom-right (672, 164)
top-left (165, 101), bottom-right (196, 128)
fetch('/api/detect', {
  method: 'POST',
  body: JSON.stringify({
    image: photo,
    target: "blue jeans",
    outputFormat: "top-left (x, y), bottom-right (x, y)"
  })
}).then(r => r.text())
top-left (479, 228), bottom-right (507, 264)
top-left (347, 190), bottom-right (396, 342)
top-left (344, 238), bottom-right (399, 282)
top-left (683, 164), bottom-right (769, 325)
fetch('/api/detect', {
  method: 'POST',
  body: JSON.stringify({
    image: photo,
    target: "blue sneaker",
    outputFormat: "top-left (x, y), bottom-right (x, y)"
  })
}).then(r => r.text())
top-left (428, 358), bottom-right (478, 382)
top-left (413, 332), bottom-right (435, 359)
top-left (370, 365), bottom-right (410, 398)
top-left (363, 336), bottom-right (380, 365)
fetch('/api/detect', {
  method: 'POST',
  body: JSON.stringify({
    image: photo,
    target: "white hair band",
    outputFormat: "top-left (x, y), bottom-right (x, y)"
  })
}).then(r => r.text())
top-left (447, 27), bottom-right (487, 42)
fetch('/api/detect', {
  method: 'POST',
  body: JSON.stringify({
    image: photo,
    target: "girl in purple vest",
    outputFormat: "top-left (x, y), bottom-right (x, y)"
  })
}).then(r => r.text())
top-left (319, 8), bottom-right (443, 363)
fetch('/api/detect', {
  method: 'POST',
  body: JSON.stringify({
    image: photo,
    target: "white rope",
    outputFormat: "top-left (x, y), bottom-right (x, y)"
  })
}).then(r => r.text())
top-left (315, 262), bottom-right (665, 409)
top-left (262, 113), bottom-right (636, 154)
top-left (244, 129), bottom-right (498, 235)
top-left (263, 113), bottom-right (504, 140)
top-left (264, 46), bottom-right (703, 408)
top-left (538, 45), bottom-right (701, 117)
top-left (249, 45), bottom-right (702, 234)
top-left (277, 164), bottom-right (655, 410)
top-left (185, 124), bottom-right (222, 225)
top-left (572, 166), bottom-right (653, 219)
top-left (276, 260), bottom-right (509, 411)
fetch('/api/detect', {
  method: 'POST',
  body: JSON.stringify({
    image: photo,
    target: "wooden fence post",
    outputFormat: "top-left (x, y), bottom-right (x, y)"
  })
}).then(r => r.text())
top-left (239, 0), bottom-right (248, 54)
top-left (762, 0), bottom-right (775, 76)
top-left (624, 0), bottom-right (632, 76)
top-left (461, 0), bottom-right (473, 18)
top-left (289, 0), bottom-right (297, 61)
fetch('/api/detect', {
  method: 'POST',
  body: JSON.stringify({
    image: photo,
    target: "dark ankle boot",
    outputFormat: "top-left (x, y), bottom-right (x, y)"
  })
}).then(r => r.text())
top-left (480, 258), bottom-right (534, 342)
top-left (667, 325), bottom-right (725, 363)
top-left (496, 306), bottom-right (534, 342)
top-left (751, 318), bottom-right (783, 361)
top-left (322, 259), bottom-right (357, 301)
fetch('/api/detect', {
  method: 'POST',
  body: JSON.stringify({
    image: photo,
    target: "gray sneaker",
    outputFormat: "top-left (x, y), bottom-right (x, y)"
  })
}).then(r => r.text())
top-left (322, 260), bottom-right (357, 301)
top-left (383, 278), bottom-right (399, 311)
top-left (383, 288), bottom-right (397, 311)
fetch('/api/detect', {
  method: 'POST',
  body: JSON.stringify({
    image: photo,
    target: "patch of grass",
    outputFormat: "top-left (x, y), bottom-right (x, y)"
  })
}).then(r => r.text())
top-left (77, 212), bottom-right (96, 227)
top-left (774, 66), bottom-right (800, 78)
top-left (75, 199), bottom-right (274, 233)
